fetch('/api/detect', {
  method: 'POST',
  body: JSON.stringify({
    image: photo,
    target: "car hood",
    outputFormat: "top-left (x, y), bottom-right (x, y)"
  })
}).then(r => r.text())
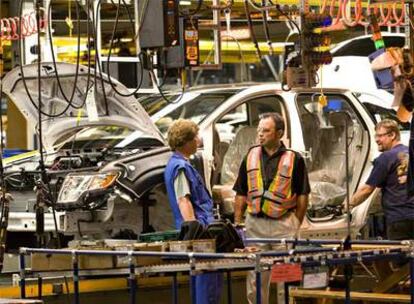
top-left (2, 62), bottom-right (164, 150)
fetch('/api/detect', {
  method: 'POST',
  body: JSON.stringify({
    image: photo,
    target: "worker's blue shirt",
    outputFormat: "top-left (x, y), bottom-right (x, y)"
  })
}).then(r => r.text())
top-left (164, 152), bottom-right (214, 229)
top-left (366, 144), bottom-right (414, 224)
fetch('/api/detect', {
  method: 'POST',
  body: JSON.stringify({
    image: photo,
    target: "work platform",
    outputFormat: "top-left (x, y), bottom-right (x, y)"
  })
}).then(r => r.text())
top-left (0, 238), bottom-right (412, 304)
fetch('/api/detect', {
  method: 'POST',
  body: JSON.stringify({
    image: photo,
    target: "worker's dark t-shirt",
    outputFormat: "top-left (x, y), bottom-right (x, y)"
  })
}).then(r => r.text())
top-left (366, 144), bottom-right (414, 224)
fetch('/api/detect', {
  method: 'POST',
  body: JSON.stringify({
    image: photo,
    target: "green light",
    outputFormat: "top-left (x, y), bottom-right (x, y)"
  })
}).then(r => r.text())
top-left (374, 39), bottom-right (385, 50)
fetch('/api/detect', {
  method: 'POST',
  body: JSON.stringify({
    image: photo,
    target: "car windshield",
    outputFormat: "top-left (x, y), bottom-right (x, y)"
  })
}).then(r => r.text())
top-left (58, 126), bottom-right (135, 150)
top-left (152, 92), bottom-right (237, 135)
top-left (362, 102), bottom-right (411, 131)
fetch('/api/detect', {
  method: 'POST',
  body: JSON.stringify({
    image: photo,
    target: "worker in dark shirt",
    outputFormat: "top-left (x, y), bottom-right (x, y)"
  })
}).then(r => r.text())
top-left (349, 119), bottom-right (414, 240)
top-left (233, 112), bottom-right (310, 304)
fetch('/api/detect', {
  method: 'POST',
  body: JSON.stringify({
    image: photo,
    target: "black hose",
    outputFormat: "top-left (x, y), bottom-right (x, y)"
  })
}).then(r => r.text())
top-left (105, 0), bottom-right (144, 97)
top-left (17, 0), bottom-right (78, 118)
top-left (244, 0), bottom-right (262, 59)
top-left (274, 4), bottom-right (301, 53)
top-left (91, 0), bottom-right (110, 116)
top-left (46, 0), bottom-right (82, 108)
top-left (261, 0), bottom-right (273, 55)
top-left (34, 0), bottom-right (61, 248)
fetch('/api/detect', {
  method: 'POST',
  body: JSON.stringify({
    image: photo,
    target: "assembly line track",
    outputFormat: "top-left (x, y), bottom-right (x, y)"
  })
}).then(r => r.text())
top-left (15, 238), bottom-right (414, 304)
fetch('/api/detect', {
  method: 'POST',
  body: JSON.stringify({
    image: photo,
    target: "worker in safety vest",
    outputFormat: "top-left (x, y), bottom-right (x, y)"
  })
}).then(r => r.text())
top-left (233, 112), bottom-right (310, 304)
top-left (164, 119), bottom-right (222, 304)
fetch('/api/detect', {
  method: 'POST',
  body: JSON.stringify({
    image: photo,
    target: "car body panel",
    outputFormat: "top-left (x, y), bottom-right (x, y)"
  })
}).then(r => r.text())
top-left (1, 63), bottom-right (166, 238)
top-left (2, 62), bottom-right (164, 150)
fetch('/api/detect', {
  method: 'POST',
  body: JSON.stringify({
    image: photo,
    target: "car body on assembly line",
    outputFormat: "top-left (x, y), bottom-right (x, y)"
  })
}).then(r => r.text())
top-left (57, 82), bottom-right (404, 241)
top-left (1, 62), bottom-right (165, 248)
top-left (3, 63), bottom-right (408, 247)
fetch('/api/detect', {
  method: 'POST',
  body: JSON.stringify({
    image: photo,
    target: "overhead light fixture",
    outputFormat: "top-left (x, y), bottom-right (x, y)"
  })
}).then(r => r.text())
top-left (179, 1), bottom-right (192, 5)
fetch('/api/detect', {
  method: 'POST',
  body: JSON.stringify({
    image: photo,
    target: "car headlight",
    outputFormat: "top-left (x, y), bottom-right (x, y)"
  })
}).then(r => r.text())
top-left (57, 172), bottom-right (119, 204)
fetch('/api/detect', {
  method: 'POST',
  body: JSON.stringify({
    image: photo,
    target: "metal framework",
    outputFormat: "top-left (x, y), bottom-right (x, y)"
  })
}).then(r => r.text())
top-left (15, 238), bottom-right (414, 304)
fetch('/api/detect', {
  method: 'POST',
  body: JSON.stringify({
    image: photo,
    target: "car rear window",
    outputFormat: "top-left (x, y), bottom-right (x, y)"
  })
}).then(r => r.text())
top-left (333, 36), bottom-right (405, 57)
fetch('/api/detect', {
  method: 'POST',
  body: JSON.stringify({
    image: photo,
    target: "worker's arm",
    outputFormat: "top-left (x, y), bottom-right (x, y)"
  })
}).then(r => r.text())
top-left (349, 184), bottom-right (375, 208)
top-left (234, 194), bottom-right (247, 225)
top-left (177, 195), bottom-right (196, 221)
top-left (295, 194), bottom-right (308, 224)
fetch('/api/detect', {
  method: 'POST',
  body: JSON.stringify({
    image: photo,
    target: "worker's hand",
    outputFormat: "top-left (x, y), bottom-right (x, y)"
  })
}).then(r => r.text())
top-left (341, 202), bottom-right (354, 212)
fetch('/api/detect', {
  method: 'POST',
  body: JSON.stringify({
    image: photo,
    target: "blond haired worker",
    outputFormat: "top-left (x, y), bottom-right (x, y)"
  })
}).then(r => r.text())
top-left (164, 119), bottom-right (222, 304)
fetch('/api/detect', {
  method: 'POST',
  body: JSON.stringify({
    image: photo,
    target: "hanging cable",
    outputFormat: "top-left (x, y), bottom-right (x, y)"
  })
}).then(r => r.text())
top-left (17, 0), bottom-right (82, 118)
top-left (261, 0), bottom-right (274, 55)
top-left (91, 0), bottom-right (110, 116)
top-left (34, 0), bottom-right (61, 248)
top-left (275, 4), bottom-right (301, 53)
top-left (149, 71), bottom-right (185, 104)
top-left (0, 9), bottom-right (47, 41)
top-left (105, 0), bottom-right (144, 97)
top-left (388, 0), bottom-right (405, 27)
top-left (341, 0), bottom-right (363, 27)
top-left (379, 3), bottom-right (392, 26)
top-left (244, 0), bottom-right (262, 59)
top-left (46, 0), bottom-right (85, 109)
top-left (148, 64), bottom-right (185, 104)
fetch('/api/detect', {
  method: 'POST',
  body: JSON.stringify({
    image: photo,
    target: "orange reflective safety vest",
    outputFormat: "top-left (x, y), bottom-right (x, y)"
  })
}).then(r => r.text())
top-left (246, 146), bottom-right (297, 218)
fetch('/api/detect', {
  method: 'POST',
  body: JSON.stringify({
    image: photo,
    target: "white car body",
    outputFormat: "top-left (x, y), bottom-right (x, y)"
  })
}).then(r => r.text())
top-left (2, 63), bottom-right (403, 242)
top-left (141, 84), bottom-right (383, 239)
top-left (1, 63), bottom-right (164, 242)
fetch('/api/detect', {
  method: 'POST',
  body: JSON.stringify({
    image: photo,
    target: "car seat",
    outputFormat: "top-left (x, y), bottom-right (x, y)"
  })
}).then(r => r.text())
top-left (220, 126), bottom-right (257, 185)
top-left (300, 112), bottom-right (321, 170)
top-left (212, 126), bottom-right (257, 217)
top-left (211, 126), bottom-right (229, 186)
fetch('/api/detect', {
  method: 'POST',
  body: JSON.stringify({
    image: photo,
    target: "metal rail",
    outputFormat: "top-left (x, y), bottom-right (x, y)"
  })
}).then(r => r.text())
top-left (16, 238), bottom-right (414, 304)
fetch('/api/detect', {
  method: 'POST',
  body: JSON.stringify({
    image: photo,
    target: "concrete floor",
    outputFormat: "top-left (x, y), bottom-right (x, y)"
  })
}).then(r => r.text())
top-left (0, 274), bottom-right (286, 304)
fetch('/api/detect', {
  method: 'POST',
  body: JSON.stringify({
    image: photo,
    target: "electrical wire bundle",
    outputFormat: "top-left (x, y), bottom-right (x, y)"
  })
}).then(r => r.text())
top-left (14, 0), bottom-right (123, 247)
top-left (320, 0), bottom-right (406, 27)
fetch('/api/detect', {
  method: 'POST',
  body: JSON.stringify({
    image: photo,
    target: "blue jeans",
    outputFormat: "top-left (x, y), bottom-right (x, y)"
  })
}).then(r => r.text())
top-left (195, 272), bottom-right (223, 304)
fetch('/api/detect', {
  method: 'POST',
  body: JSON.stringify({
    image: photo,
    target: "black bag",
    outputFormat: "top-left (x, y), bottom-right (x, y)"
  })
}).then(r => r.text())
top-left (206, 219), bottom-right (245, 253)
top-left (178, 220), bottom-right (210, 240)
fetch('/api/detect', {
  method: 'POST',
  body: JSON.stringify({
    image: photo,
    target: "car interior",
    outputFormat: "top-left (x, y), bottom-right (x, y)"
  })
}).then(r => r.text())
top-left (297, 94), bottom-right (367, 218)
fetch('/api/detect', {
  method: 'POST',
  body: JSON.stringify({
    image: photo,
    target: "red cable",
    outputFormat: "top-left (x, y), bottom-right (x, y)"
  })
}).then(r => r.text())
top-left (389, 0), bottom-right (404, 27)
top-left (9, 18), bottom-right (19, 40)
top-left (379, 3), bottom-right (392, 26)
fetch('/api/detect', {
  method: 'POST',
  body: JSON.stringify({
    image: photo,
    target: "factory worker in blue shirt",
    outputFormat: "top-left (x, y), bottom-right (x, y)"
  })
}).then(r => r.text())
top-left (164, 119), bottom-right (222, 304)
